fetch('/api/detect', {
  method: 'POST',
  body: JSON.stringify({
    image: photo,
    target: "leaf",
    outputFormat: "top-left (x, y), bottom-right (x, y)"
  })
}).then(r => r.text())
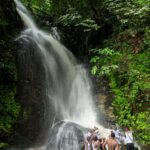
top-left (90, 56), bottom-right (100, 63)
top-left (91, 66), bottom-right (98, 75)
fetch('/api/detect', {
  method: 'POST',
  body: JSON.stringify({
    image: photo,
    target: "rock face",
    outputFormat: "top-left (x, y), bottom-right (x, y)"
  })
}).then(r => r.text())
top-left (46, 121), bottom-right (86, 150)
top-left (93, 77), bottom-right (116, 128)
top-left (141, 145), bottom-right (150, 150)
top-left (15, 37), bottom-right (55, 147)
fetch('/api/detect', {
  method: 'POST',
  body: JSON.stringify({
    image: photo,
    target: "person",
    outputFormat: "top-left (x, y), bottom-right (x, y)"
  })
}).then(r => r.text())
top-left (101, 138), bottom-right (107, 150)
top-left (115, 130), bottom-right (124, 149)
top-left (85, 136), bottom-right (93, 150)
top-left (87, 129), bottom-right (94, 137)
top-left (124, 128), bottom-right (134, 150)
top-left (102, 132), bottom-right (119, 150)
top-left (94, 128), bottom-right (101, 140)
top-left (111, 125), bottom-right (126, 150)
top-left (92, 135), bottom-right (100, 150)
top-left (85, 127), bottom-right (98, 150)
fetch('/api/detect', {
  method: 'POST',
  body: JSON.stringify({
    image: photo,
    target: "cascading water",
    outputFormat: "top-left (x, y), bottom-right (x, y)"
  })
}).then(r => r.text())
top-left (14, 0), bottom-right (109, 150)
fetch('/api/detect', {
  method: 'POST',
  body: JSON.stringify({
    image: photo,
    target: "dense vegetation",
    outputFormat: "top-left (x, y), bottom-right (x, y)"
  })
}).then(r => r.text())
top-left (0, 0), bottom-right (149, 148)
top-left (0, 0), bottom-right (21, 148)
top-left (89, 1), bottom-right (150, 144)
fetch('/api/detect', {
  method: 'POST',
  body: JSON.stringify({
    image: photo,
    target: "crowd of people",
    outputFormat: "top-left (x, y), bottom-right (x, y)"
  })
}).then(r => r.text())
top-left (84, 126), bottom-right (136, 150)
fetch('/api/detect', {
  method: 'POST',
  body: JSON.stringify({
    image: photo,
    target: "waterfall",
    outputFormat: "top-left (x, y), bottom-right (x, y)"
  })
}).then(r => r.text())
top-left (14, 0), bottom-right (109, 150)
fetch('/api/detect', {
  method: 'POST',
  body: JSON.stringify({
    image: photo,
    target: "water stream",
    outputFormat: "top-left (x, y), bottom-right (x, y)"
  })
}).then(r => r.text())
top-left (14, 0), bottom-right (110, 149)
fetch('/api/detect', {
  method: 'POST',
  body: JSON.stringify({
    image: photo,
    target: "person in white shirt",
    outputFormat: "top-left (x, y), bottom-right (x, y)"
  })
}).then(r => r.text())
top-left (85, 136), bottom-right (93, 150)
top-left (124, 128), bottom-right (134, 150)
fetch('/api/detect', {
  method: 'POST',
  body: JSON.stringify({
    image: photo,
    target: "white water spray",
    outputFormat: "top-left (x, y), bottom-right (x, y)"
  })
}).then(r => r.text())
top-left (14, 0), bottom-right (110, 150)
top-left (15, 0), bottom-right (97, 128)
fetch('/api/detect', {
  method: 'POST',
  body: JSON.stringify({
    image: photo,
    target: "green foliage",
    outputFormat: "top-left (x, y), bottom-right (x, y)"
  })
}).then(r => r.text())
top-left (91, 48), bottom-right (120, 75)
top-left (55, 7), bottom-right (101, 55)
top-left (0, 89), bottom-right (20, 133)
top-left (50, 0), bottom-right (90, 17)
top-left (0, 42), bottom-right (20, 148)
top-left (0, 53), bottom-right (17, 84)
top-left (22, 0), bottom-right (51, 13)
top-left (90, 48), bottom-right (118, 55)
top-left (91, 66), bottom-right (98, 75)
top-left (57, 8), bottom-right (82, 26)
top-left (0, 142), bottom-right (8, 149)
top-left (57, 8), bottom-right (100, 32)
top-left (105, 0), bottom-right (150, 30)
top-left (0, 5), bottom-right (8, 27)
top-left (90, 42), bottom-right (150, 144)
top-left (136, 0), bottom-right (150, 6)
top-left (0, 19), bottom-right (8, 27)
top-left (142, 27), bottom-right (150, 51)
top-left (76, 18), bottom-right (100, 32)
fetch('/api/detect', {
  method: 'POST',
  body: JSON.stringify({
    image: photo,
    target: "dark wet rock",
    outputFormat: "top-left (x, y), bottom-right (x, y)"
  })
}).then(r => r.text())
top-left (46, 121), bottom-right (86, 150)
top-left (15, 33), bottom-right (55, 147)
